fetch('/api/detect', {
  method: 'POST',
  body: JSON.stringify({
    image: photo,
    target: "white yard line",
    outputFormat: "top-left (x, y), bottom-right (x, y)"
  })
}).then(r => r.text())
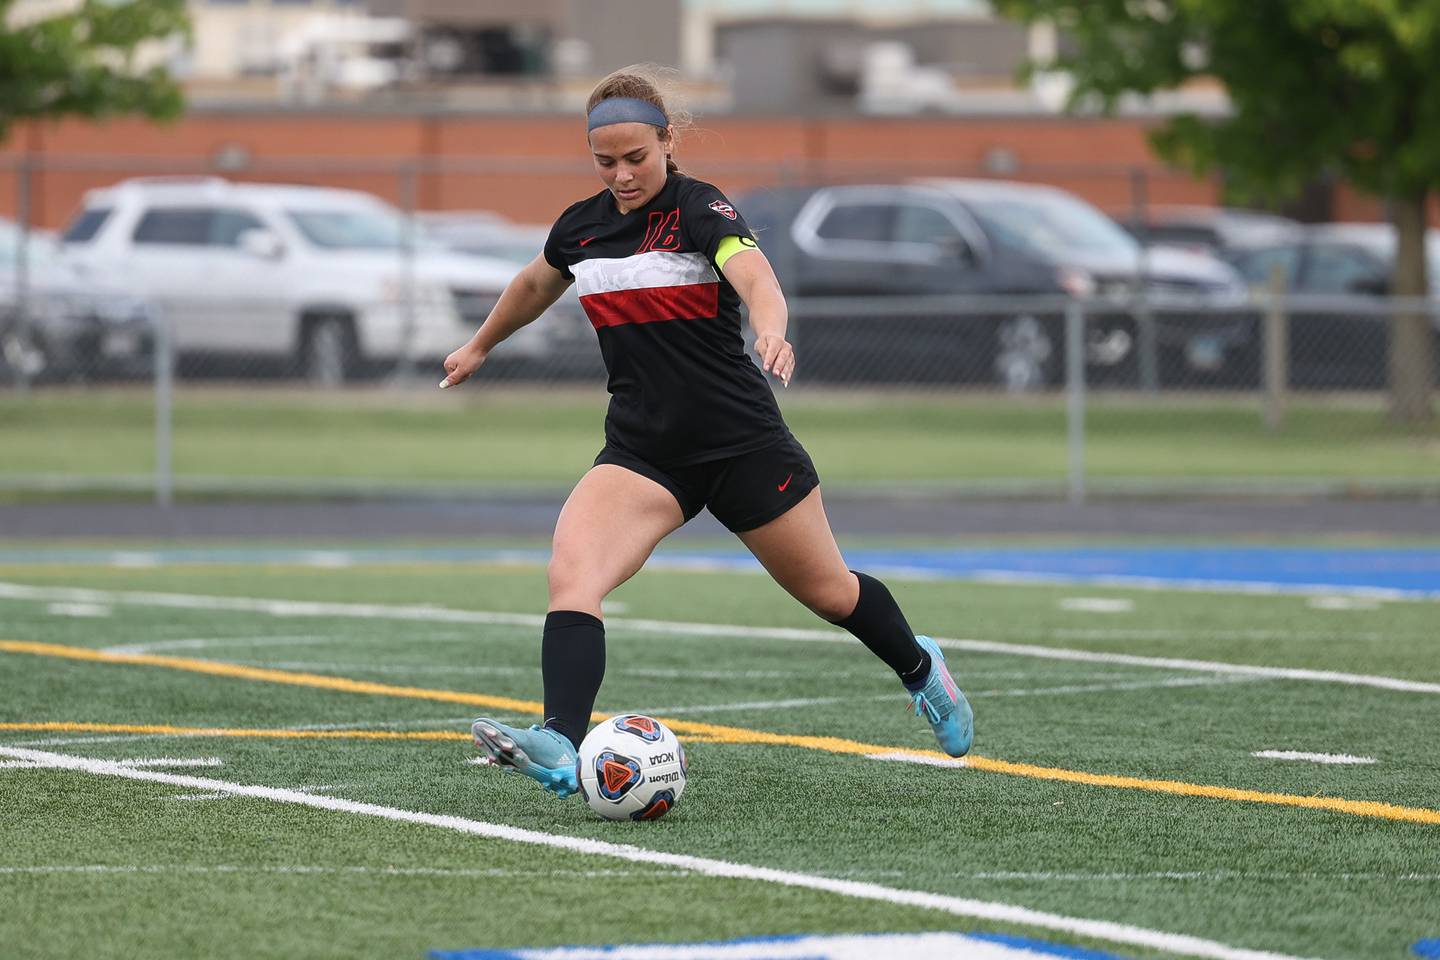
top-left (111, 757), bottom-right (224, 769)
top-left (1251, 751), bottom-right (1377, 766)
top-left (109, 553), bottom-right (159, 569)
top-left (648, 675), bottom-right (1253, 716)
top-left (1307, 597), bottom-right (1382, 612)
top-left (939, 638), bottom-right (1440, 695)
top-left (46, 602), bottom-right (112, 618)
top-left (171, 782), bottom-right (353, 802)
top-left (864, 752), bottom-right (967, 769)
top-left (964, 871), bottom-right (1440, 883)
top-left (974, 675), bottom-right (1258, 699)
top-left (1050, 628), bottom-right (1388, 642)
top-left (228, 661), bottom-right (1128, 684)
top-left (1058, 598), bottom-right (1135, 613)
top-left (102, 635), bottom-right (336, 655)
top-left (2, 581), bottom-right (1436, 695)
top-left (6, 716), bottom-right (474, 748)
top-left (280, 718), bottom-right (475, 732)
top-left (642, 695), bottom-right (895, 716)
top-left (0, 745), bottom-right (1309, 960)
top-left (5, 756), bottom-right (221, 769)
top-left (0, 864), bottom-right (686, 879)
top-left (301, 552), bottom-right (354, 569)
top-left (10, 737), bottom-right (193, 748)
top-left (229, 660), bottom-right (532, 676)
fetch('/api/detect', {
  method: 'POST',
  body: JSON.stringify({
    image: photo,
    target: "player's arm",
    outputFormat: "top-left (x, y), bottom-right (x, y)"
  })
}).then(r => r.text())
top-left (719, 236), bottom-right (795, 387)
top-left (441, 254), bottom-right (573, 388)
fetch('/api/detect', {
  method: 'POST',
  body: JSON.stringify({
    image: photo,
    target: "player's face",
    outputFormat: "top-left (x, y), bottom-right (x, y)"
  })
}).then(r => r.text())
top-left (590, 123), bottom-right (672, 213)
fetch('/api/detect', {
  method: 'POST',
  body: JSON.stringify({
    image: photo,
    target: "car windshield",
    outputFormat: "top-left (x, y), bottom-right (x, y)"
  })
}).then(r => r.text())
top-left (286, 208), bottom-right (441, 251)
top-left (966, 192), bottom-right (1139, 260)
top-left (61, 208), bottom-right (111, 244)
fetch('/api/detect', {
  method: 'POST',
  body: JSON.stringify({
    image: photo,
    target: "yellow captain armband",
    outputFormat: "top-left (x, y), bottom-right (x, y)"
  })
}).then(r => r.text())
top-left (714, 233), bottom-right (760, 271)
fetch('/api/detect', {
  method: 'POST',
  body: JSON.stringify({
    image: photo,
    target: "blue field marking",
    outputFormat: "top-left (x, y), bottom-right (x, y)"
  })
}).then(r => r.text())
top-left (838, 545), bottom-right (1440, 597)
top-left (427, 930), bottom-right (1133, 959)
top-left (1412, 939), bottom-right (1440, 958)
top-left (0, 545), bottom-right (1437, 597)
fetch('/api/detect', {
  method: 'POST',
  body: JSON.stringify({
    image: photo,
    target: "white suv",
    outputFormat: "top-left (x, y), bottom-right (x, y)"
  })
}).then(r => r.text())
top-left (58, 177), bottom-right (568, 383)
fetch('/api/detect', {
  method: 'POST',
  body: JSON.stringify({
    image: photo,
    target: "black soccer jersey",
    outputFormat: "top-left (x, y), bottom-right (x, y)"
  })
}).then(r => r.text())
top-left (543, 175), bottom-right (787, 468)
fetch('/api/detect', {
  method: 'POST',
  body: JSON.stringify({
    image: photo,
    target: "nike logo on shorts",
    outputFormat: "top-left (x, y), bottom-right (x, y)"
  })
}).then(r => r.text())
top-left (778, 474), bottom-right (793, 492)
top-left (579, 236), bottom-right (597, 247)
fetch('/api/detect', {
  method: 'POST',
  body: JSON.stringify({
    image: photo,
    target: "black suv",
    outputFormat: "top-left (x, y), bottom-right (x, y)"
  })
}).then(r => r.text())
top-left (737, 180), bottom-right (1249, 389)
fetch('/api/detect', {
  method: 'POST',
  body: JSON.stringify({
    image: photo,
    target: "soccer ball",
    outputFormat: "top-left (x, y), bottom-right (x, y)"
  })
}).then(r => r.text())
top-left (576, 714), bottom-right (687, 821)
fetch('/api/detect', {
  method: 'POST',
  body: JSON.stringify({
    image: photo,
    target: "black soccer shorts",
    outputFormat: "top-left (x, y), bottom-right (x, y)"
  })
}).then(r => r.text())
top-left (594, 433), bottom-right (820, 533)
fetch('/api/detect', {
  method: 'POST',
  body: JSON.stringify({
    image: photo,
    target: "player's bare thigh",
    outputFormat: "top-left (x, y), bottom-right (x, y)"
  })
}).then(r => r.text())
top-left (548, 464), bottom-right (685, 618)
top-left (736, 486), bottom-right (858, 621)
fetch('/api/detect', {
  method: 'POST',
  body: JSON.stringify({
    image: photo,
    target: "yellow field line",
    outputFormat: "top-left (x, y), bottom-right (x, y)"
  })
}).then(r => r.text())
top-left (5, 639), bottom-right (1439, 826)
top-left (0, 721), bottom-right (721, 745)
top-left (0, 721), bottom-right (469, 741)
top-left (0, 640), bottom-right (541, 714)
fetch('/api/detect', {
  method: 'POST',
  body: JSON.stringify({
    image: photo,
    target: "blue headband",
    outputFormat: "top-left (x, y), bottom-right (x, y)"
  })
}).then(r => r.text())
top-left (587, 97), bottom-right (668, 132)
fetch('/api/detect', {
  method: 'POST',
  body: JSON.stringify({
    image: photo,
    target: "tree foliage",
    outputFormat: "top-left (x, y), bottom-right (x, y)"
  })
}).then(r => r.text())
top-left (996, 0), bottom-right (1439, 420)
top-left (995, 0), bottom-right (1440, 204)
top-left (0, 0), bottom-right (189, 141)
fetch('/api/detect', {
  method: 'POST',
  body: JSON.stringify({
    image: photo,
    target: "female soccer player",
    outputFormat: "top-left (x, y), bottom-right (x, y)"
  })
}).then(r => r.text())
top-left (443, 67), bottom-right (972, 798)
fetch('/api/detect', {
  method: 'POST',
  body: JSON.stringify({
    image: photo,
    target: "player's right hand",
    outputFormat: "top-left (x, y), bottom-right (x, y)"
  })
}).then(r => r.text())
top-left (440, 344), bottom-right (487, 389)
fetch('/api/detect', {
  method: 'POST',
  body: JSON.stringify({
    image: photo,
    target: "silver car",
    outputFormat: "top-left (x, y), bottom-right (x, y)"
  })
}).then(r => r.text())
top-left (0, 219), bottom-right (154, 382)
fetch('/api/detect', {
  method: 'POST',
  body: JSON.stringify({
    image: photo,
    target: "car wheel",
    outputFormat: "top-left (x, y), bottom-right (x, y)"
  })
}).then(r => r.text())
top-left (300, 314), bottom-right (357, 387)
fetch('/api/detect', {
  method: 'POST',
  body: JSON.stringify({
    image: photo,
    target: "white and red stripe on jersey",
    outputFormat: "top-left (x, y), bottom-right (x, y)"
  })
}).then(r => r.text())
top-left (571, 250), bottom-right (720, 330)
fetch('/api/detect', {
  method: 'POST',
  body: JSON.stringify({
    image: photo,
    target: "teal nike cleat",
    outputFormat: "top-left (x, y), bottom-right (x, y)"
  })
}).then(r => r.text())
top-left (471, 718), bottom-right (579, 798)
top-left (906, 635), bottom-right (973, 757)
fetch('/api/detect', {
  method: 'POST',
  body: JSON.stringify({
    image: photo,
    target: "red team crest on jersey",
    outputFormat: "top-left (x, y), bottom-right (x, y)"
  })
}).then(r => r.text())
top-left (708, 199), bottom-right (738, 220)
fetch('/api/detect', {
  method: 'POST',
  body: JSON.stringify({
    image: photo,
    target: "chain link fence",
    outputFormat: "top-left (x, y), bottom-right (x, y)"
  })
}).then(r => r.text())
top-left (786, 294), bottom-right (1431, 392)
top-left (3, 287), bottom-right (1436, 503)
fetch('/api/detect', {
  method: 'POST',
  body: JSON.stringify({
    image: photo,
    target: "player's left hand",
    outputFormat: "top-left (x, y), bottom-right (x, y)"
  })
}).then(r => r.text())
top-left (755, 334), bottom-right (795, 387)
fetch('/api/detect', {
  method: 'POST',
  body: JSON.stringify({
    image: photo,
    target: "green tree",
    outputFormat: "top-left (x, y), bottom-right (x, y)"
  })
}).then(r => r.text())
top-left (995, 0), bottom-right (1439, 422)
top-left (0, 0), bottom-right (189, 141)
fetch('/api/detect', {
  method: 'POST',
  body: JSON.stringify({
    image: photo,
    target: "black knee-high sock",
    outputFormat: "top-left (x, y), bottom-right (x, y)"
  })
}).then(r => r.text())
top-left (831, 571), bottom-right (931, 688)
top-left (540, 610), bottom-right (605, 750)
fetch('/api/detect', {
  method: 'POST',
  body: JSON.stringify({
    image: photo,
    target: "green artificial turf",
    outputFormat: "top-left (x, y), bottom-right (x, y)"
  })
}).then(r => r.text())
top-left (3, 388), bottom-right (1437, 496)
top-left (1, 560), bottom-right (1437, 959)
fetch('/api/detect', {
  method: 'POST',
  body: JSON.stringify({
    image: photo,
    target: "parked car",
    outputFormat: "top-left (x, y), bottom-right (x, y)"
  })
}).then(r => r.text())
top-left (1228, 223), bottom-right (1440, 296)
top-left (0, 217), bottom-right (154, 382)
top-left (1224, 223), bottom-right (1440, 389)
top-left (1112, 205), bottom-right (1303, 260)
top-left (57, 177), bottom-right (584, 383)
top-left (737, 179), bottom-right (1250, 388)
top-left (417, 211), bottom-right (602, 375)
top-left (416, 211), bottom-right (549, 266)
